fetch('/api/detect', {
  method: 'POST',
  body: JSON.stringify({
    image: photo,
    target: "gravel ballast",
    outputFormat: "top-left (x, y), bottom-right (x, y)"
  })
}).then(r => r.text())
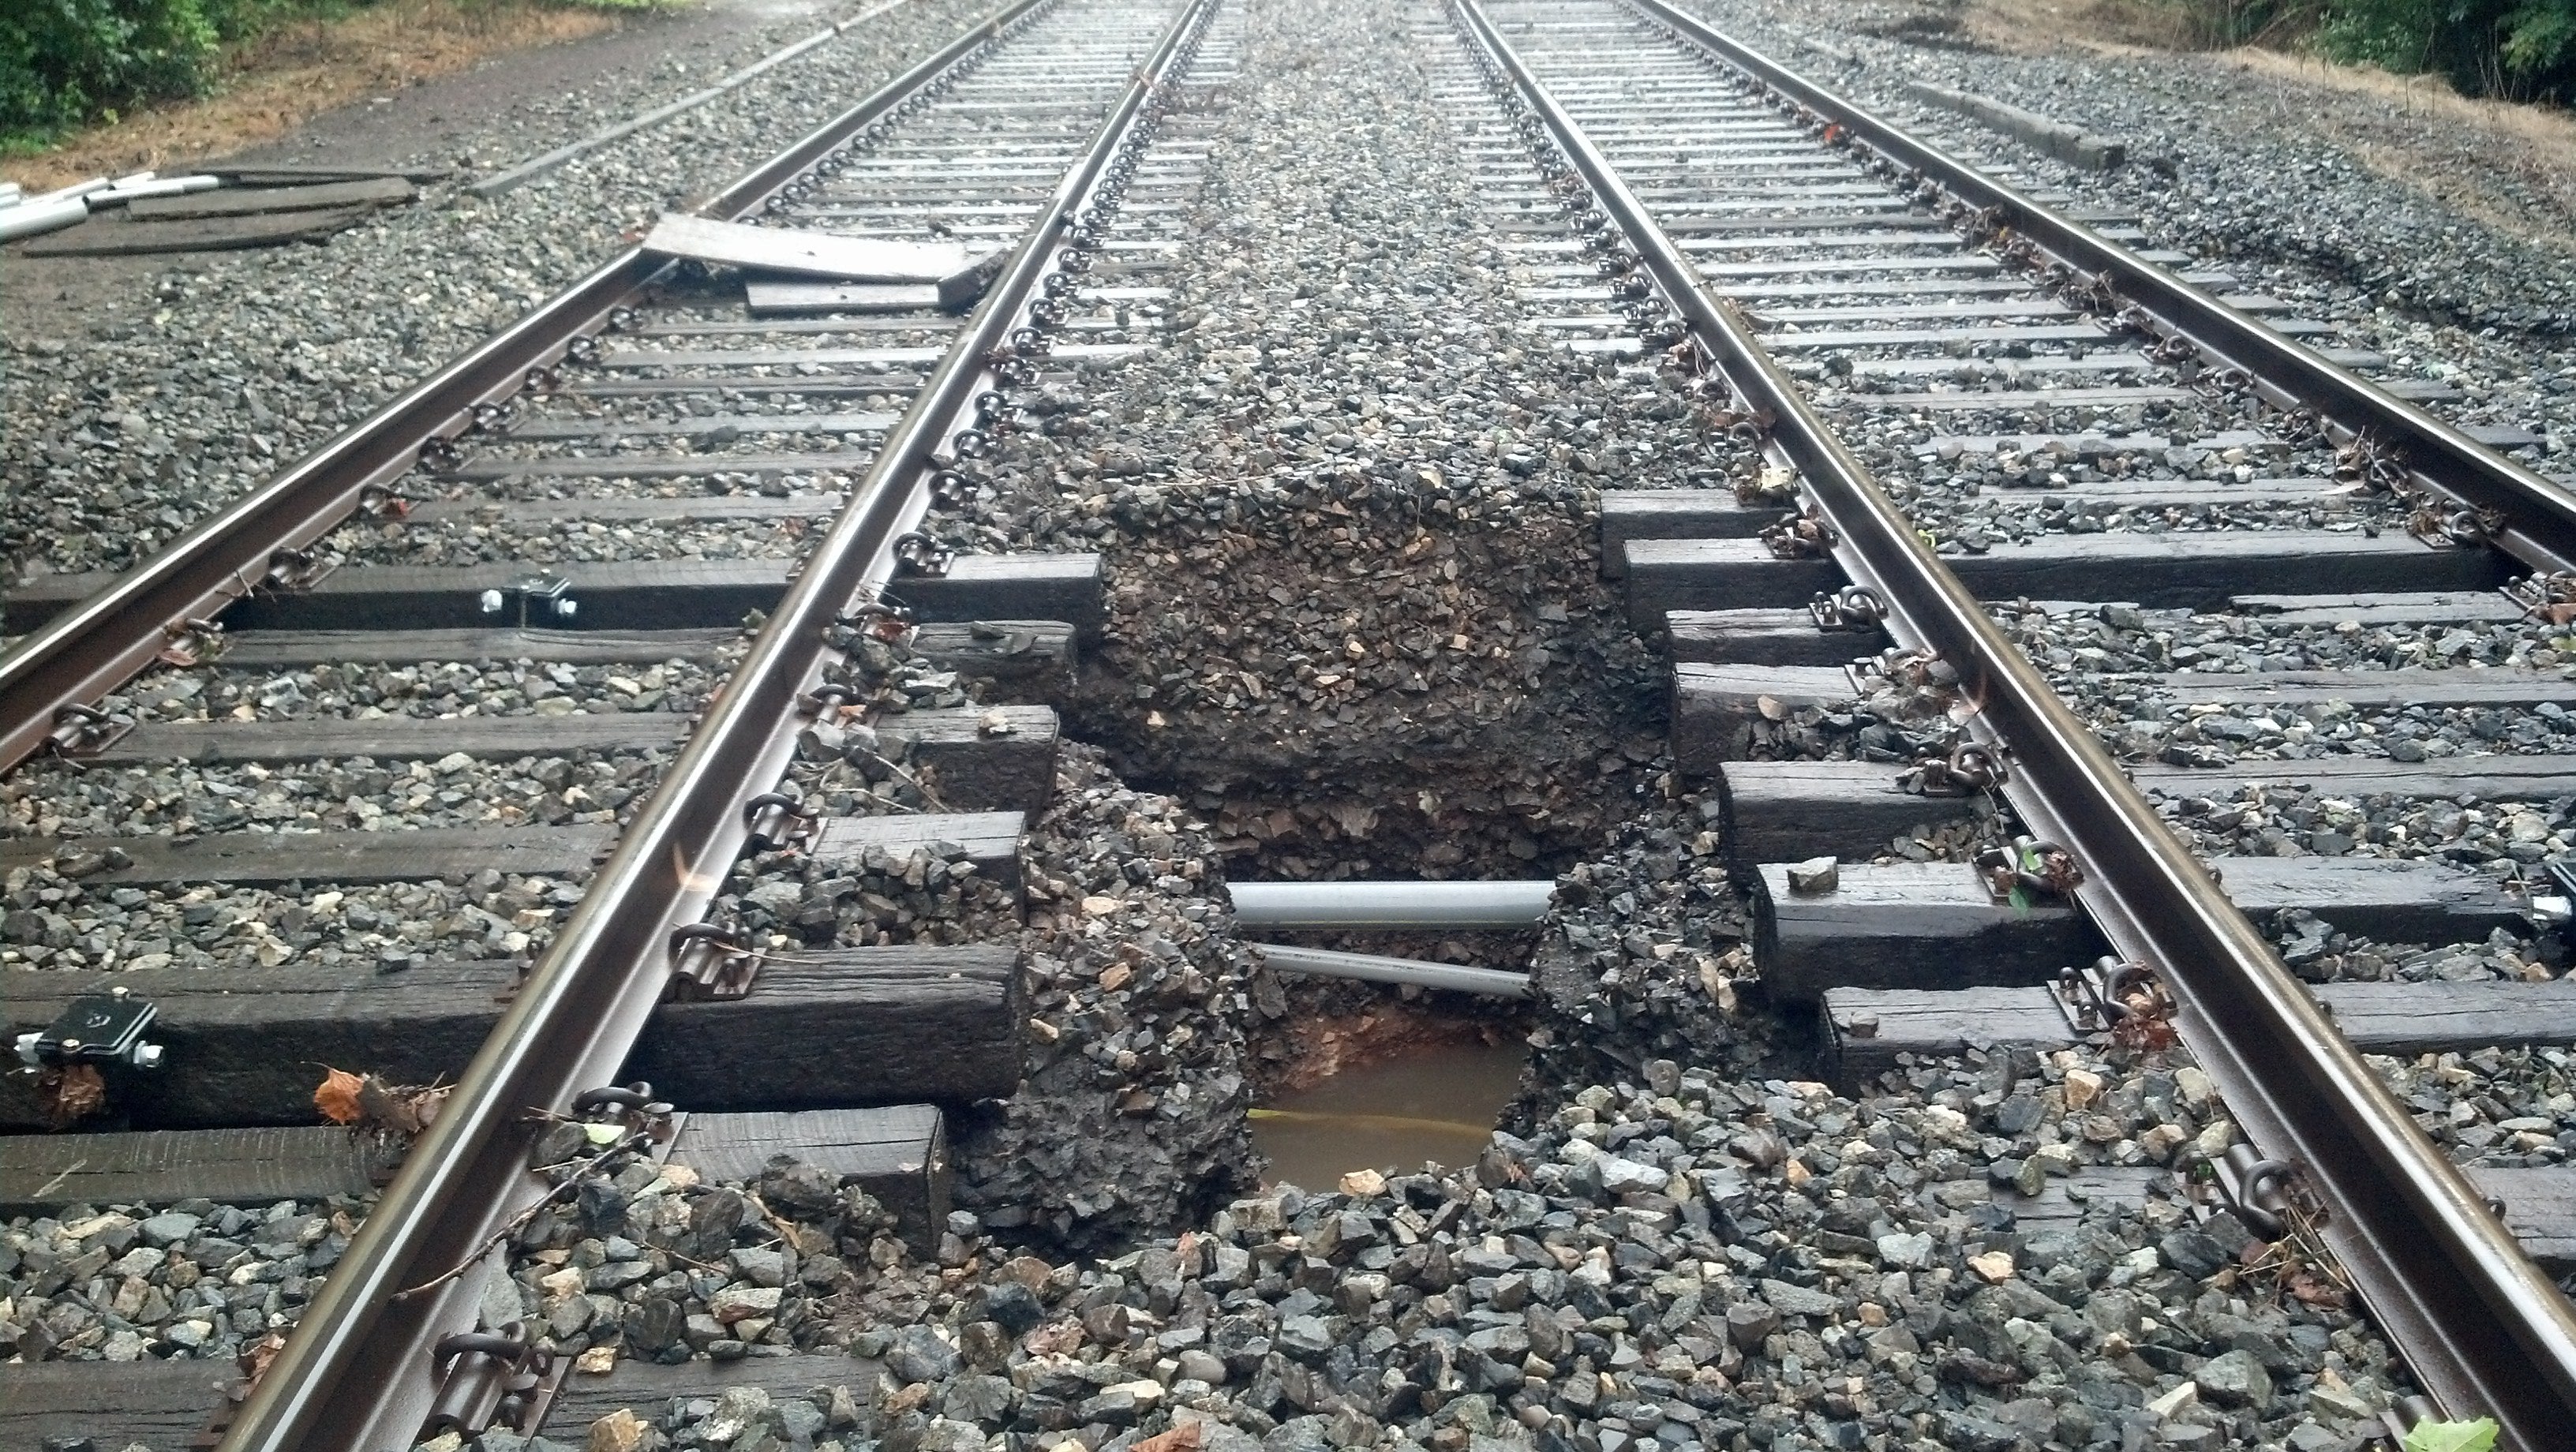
top-left (1, 0), bottom-right (997, 582)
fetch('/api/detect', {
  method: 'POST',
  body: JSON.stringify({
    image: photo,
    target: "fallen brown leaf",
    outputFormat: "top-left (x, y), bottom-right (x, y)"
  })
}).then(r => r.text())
top-left (313, 1066), bottom-right (450, 1134)
top-left (40, 1064), bottom-right (108, 1128)
top-left (314, 1066), bottom-right (368, 1125)
top-left (1131, 1424), bottom-right (1207, 1452)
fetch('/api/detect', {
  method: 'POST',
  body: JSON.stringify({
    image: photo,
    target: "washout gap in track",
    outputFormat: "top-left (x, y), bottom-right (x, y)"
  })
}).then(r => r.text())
top-left (12, 1), bottom-right (2576, 1451)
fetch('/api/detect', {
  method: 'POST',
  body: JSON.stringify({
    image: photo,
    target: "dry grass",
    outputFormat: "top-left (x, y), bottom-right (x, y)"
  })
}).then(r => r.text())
top-left (1, 0), bottom-right (620, 192)
top-left (2218, 48), bottom-right (2576, 253)
top-left (1955, 0), bottom-right (2576, 253)
top-left (1960, 0), bottom-right (2208, 52)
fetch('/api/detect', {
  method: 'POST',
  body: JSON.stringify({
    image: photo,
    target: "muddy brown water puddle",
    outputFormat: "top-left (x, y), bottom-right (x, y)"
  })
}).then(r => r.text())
top-left (1249, 1040), bottom-right (1524, 1190)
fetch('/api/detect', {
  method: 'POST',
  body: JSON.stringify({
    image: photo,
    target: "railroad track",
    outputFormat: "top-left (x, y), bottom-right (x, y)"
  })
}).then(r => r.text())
top-left (2, 0), bottom-right (1235, 1443)
top-left (1432, 0), bottom-right (2576, 1443)
top-left (9, 0), bottom-right (2576, 1448)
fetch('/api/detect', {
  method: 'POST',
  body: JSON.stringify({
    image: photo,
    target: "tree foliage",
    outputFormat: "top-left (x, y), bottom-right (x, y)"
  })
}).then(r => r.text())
top-left (2315, 0), bottom-right (2576, 99)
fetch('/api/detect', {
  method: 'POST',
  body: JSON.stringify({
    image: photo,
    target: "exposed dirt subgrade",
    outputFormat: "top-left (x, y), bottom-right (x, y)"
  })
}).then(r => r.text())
top-left (947, 0), bottom-right (1718, 819)
top-left (1250, 979), bottom-right (1529, 1098)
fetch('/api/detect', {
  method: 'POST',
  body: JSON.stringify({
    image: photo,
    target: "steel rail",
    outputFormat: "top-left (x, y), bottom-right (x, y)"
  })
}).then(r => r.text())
top-left (0, 0), bottom-right (1051, 776)
top-left (1447, 1), bottom-right (2576, 1443)
top-left (212, 0), bottom-right (1216, 1445)
top-left (1621, 0), bottom-right (2576, 577)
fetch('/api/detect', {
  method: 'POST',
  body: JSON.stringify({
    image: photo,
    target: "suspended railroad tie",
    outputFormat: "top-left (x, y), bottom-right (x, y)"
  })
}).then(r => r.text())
top-left (1225, 878), bottom-right (1556, 930)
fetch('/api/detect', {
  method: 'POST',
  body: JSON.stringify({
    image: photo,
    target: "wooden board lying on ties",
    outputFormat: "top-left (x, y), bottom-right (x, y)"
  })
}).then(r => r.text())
top-left (0, 823), bottom-right (613, 887)
top-left (1824, 980), bottom-right (2576, 1088)
top-left (125, 176), bottom-right (415, 220)
top-left (1756, 855), bottom-right (2525, 1002)
top-left (1625, 529), bottom-right (2514, 627)
top-left (641, 213), bottom-right (1002, 309)
top-left (15, 204), bottom-right (379, 256)
top-left (0, 944), bottom-right (1024, 1130)
top-left (747, 279), bottom-right (949, 316)
top-left (886, 553), bottom-right (1109, 640)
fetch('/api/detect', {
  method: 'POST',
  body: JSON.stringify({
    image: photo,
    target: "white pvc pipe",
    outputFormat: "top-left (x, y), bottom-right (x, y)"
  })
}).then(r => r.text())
top-left (0, 198), bottom-right (90, 243)
top-left (30, 178), bottom-right (110, 207)
top-left (91, 175), bottom-right (219, 206)
top-left (1227, 879), bottom-right (1555, 930)
top-left (1255, 943), bottom-right (1532, 998)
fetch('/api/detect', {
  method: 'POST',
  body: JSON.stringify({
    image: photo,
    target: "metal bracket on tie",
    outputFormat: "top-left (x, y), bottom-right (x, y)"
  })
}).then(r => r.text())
top-left (1845, 645), bottom-right (1957, 704)
top-left (893, 531), bottom-right (955, 578)
top-left (570, 1082), bottom-right (676, 1143)
top-left (2049, 956), bottom-right (2170, 1037)
top-left (263, 547), bottom-right (335, 593)
top-left (2353, 1398), bottom-right (2443, 1452)
top-left (742, 791), bottom-right (818, 851)
top-left (2525, 856), bottom-right (2576, 941)
top-left (358, 484), bottom-right (414, 520)
top-left (1898, 740), bottom-right (2004, 796)
top-left (16, 986), bottom-right (163, 1072)
top-left (158, 616), bottom-right (225, 668)
top-left (1758, 507), bottom-right (1836, 559)
top-left (2504, 569), bottom-right (2576, 627)
top-left (1975, 835), bottom-right (2083, 902)
top-left (44, 703), bottom-right (133, 757)
top-left (2199, 1142), bottom-right (2300, 1241)
top-left (425, 1324), bottom-right (558, 1438)
top-left (801, 682), bottom-right (860, 718)
top-left (828, 600), bottom-right (913, 653)
top-left (668, 923), bottom-right (766, 1002)
top-left (478, 573), bottom-right (578, 628)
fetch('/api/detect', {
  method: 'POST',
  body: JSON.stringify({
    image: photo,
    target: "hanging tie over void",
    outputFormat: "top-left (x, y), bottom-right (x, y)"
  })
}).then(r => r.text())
top-left (1226, 879), bottom-right (1555, 930)
top-left (1252, 944), bottom-right (1533, 999)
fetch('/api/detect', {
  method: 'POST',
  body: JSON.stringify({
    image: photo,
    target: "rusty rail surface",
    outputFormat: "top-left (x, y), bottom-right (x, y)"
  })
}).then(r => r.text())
top-left (206, 0), bottom-right (1219, 1445)
top-left (1447, 0), bottom-right (2576, 1445)
top-left (0, 0), bottom-right (1051, 774)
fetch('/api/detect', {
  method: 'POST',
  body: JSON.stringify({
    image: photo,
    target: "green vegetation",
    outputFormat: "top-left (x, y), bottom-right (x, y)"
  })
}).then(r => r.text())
top-left (2320, 0), bottom-right (2576, 99)
top-left (2400, 1416), bottom-right (2499, 1452)
top-left (2183, 0), bottom-right (2576, 101)
top-left (0, 0), bottom-right (658, 152)
top-left (3, 0), bottom-right (361, 147)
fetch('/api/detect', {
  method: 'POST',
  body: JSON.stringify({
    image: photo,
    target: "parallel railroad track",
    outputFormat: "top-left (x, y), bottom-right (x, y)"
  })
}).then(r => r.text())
top-left (1430, 0), bottom-right (2576, 1444)
top-left (2, 0), bottom-right (1234, 1444)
